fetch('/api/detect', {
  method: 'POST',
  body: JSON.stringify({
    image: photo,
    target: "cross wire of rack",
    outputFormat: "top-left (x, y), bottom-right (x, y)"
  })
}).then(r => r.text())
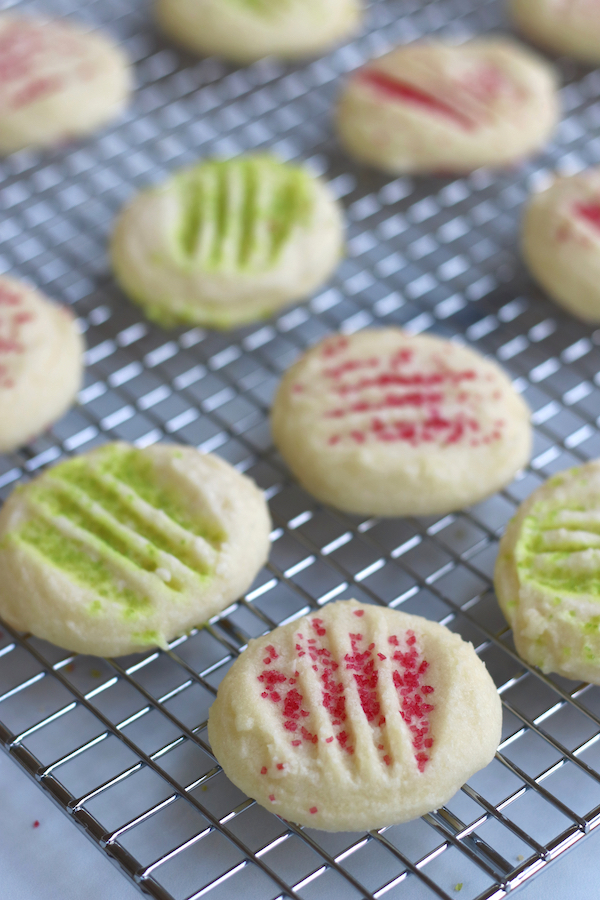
top-left (3, 0), bottom-right (600, 897)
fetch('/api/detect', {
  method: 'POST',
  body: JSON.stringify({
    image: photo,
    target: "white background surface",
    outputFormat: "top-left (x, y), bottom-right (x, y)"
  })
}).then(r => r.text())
top-left (1, 749), bottom-right (599, 900)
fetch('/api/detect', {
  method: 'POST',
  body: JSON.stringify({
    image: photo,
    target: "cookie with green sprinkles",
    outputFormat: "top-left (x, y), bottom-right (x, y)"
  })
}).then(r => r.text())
top-left (0, 442), bottom-right (271, 657)
top-left (156, 0), bottom-right (361, 64)
top-left (111, 154), bottom-right (344, 330)
top-left (495, 460), bottom-right (600, 683)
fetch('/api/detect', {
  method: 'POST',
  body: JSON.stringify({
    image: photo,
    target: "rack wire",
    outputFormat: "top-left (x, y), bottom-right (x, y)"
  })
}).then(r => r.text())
top-left (3, 0), bottom-right (600, 896)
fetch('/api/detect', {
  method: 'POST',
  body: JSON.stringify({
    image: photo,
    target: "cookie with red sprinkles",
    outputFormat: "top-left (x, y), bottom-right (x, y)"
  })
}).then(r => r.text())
top-left (270, 328), bottom-right (531, 517)
top-left (0, 15), bottom-right (131, 155)
top-left (207, 600), bottom-right (502, 831)
top-left (335, 39), bottom-right (558, 174)
top-left (522, 169), bottom-right (600, 322)
top-left (0, 275), bottom-right (83, 452)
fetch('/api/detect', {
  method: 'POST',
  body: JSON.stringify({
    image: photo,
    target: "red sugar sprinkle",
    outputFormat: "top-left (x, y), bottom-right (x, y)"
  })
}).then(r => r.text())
top-left (321, 346), bottom-right (502, 449)
top-left (33, 820), bottom-right (40, 828)
top-left (345, 632), bottom-right (380, 723)
top-left (269, 794), bottom-right (276, 802)
top-left (357, 67), bottom-right (479, 130)
top-left (322, 336), bottom-right (348, 358)
top-left (390, 631), bottom-right (435, 772)
top-left (258, 617), bottom-right (434, 773)
top-left (575, 201), bottom-right (600, 232)
top-left (353, 610), bottom-right (364, 617)
top-left (261, 766), bottom-right (267, 775)
top-left (309, 807), bottom-right (318, 814)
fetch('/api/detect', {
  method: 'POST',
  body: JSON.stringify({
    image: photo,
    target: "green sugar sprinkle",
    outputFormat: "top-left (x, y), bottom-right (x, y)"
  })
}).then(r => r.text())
top-left (18, 517), bottom-right (148, 615)
top-left (10, 445), bottom-right (221, 615)
top-left (173, 155), bottom-right (314, 274)
top-left (223, 0), bottom-right (287, 16)
top-left (516, 508), bottom-right (600, 600)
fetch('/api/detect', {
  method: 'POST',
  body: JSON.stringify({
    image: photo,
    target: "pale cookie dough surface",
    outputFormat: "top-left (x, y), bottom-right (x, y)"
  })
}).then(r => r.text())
top-left (0, 442), bottom-right (272, 657)
top-left (496, 461), bottom-right (600, 684)
top-left (208, 599), bottom-right (502, 831)
top-left (111, 155), bottom-right (344, 329)
top-left (511, 0), bottom-right (600, 64)
top-left (156, 0), bottom-right (361, 64)
top-left (0, 276), bottom-right (84, 453)
top-left (335, 39), bottom-right (559, 174)
top-left (271, 329), bottom-right (532, 517)
top-left (522, 169), bottom-right (600, 322)
top-left (0, 15), bottom-right (131, 155)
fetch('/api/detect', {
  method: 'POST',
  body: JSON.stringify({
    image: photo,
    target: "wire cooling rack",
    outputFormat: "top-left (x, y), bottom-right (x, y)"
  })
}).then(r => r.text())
top-left (4, 0), bottom-right (600, 897)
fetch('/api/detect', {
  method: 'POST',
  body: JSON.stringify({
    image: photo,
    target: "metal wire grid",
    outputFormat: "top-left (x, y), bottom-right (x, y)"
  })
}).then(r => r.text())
top-left (3, 0), bottom-right (600, 896)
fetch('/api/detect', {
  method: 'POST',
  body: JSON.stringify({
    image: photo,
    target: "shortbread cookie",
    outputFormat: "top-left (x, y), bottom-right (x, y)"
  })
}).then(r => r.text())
top-left (156, 0), bottom-right (361, 64)
top-left (495, 461), bottom-right (600, 684)
top-left (208, 599), bottom-right (501, 831)
top-left (271, 329), bottom-right (531, 517)
top-left (0, 442), bottom-right (271, 657)
top-left (522, 169), bottom-right (600, 321)
top-left (111, 155), bottom-right (344, 329)
top-left (0, 276), bottom-right (83, 453)
top-left (336, 39), bottom-right (558, 174)
top-left (0, 15), bottom-right (131, 155)
top-left (511, 0), bottom-right (600, 64)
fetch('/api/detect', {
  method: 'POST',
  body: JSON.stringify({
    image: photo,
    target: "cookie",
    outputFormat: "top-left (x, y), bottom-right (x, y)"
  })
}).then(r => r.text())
top-left (335, 39), bottom-right (558, 174)
top-left (0, 442), bottom-right (272, 657)
top-left (156, 0), bottom-right (361, 64)
top-left (271, 329), bottom-right (531, 517)
top-left (208, 599), bottom-right (501, 831)
top-left (511, 0), bottom-right (600, 64)
top-left (522, 169), bottom-right (600, 322)
top-left (0, 276), bottom-right (84, 453)
top-left (111, 154), bottom-right (344, 329)
top-left (0, 15), bottom-right (131, 155)
top-left (495, 461), bottom-right (600, 684)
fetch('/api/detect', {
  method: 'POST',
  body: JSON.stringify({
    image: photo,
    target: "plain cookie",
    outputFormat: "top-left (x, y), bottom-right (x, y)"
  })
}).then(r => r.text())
top-left (511, 0), bottom-right (600, 64)
top-left (495, 461), bottom-right (600, 684)
top-left (0, 276), bottom-right (83, 453)
top-left (156, 0), bottom-right (361, 64)
top-left (111, 154), bottom-right (344, 329)
top-left (208, 599), bottom-right (502, 831)
top-left (0, 14), bottom-right (131, 155)
top-left (0, 442), bottom-right (272, 657)
top-left (271, 329), bottom-right (532, 517)
top-left (335, 39), bottom-right (559, 174)
top-left (522, 169), bottom-right (600, 321)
